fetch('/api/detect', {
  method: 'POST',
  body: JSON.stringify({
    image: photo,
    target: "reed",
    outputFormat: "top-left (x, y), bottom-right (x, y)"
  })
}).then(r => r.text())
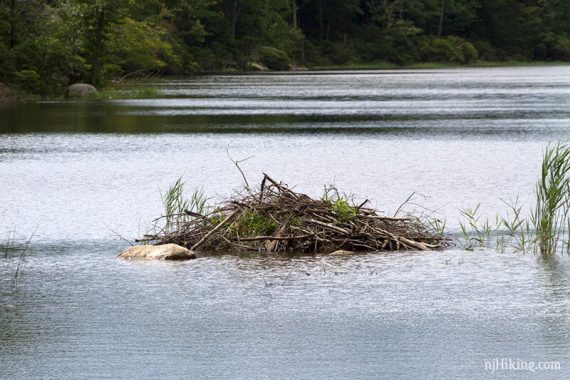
top-left (500, 196), bottom-right (532, 253)
top-left (459, 204), bottom-right (492, 250)
top-left (1, 232), bottom-right (33, 290)
top-left (161, 178), bottom-right (208, 234)
top-left (457, 143), bottom-right (570, 255)
top-left (531, 143), bottom-right (570, 255)
top-left (565, 217), bottom-right (570, 254)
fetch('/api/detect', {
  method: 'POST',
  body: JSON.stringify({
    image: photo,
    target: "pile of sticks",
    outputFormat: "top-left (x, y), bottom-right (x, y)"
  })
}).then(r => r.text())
top-left (141, 174), bottom-right (448, 253)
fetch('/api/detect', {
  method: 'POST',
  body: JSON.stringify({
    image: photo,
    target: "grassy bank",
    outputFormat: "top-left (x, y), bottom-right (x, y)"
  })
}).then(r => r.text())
top-left (91, 84), bottom-right (161, 100)
top-left (0, 82), bottom-right (160, 102)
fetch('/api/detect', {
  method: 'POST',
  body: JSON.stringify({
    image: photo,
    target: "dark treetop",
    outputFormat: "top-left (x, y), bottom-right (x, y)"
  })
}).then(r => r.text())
top-left (1, 0), bottom-right (570, 94)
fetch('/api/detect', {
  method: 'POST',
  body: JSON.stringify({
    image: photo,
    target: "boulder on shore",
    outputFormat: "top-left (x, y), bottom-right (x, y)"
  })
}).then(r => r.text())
top-left (66, 83), bottom-right (97, 99)
top-left (289, 65), bottom-right (308, 71)
top-left (248, 62), bottom-right (269, 71)
top-left (118, 244), bottom-right (196, 261)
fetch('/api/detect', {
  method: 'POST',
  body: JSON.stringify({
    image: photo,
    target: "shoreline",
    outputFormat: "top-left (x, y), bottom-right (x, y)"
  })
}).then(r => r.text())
top-left (2, 60), bottom-right (570, 102)
top-left (310, 60), bottom-right (570, 71)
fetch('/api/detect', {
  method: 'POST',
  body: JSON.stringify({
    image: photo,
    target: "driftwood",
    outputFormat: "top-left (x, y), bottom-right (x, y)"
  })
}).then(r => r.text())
top-left (140, 174), bottom-right (449, 253)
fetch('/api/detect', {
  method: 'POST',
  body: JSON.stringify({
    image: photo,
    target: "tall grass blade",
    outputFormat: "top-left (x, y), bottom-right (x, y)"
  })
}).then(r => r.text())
top-left (161, 178), bottom-right (209, 234)
top-left (531, 142), bottom-right (570, 255)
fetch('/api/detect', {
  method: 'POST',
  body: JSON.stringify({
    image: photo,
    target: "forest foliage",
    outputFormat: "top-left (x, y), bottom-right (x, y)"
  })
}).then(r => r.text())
top-left (1, 0), bottom-right (570, 94)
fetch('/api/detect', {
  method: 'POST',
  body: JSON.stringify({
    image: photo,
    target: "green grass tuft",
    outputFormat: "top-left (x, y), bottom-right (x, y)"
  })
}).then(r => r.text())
top-left (162, 178), bottom-right (208, 233)
top-left (93, 86), bottom-right (160, 100)
top-left (234, 210), bottom-right (278, 238)
top-left (322, 185), bottom-right (358, 222)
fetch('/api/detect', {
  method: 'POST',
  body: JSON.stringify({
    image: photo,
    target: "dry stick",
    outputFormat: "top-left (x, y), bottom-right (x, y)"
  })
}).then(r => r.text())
top-left (262, 173), bottom-right (299, 199)
top-left (365, 215), bottom-right (412, 222)
top-left (373, 224), bottom-right (433, 251)
top-left (356, 199), bottom-right (369, 211)
top-left (308, 219), bottom-right (350, 234)
top-left (220, 235), bottom-right (252, 250)
top-left (226, 148), bottom-right (254, 190)
top-left (184, 210), bottom-right (206, 219)
top-left (397, 237), bottom-right (429, 251)
top-left (191, 210), bottom-right (239, 251)
top-left (259, 175), bottom-right (267, 202)
top-left (239, 235), bottom-right (311, 241)
top-left (394, 192), bottom-right (416, 217)
top-left (265, 224), bottom-right (287, 252)
top-left (368, 225), bottom-right (412, 249)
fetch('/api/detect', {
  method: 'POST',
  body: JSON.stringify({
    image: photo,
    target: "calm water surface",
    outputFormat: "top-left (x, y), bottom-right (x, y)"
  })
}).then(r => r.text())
top-left (1, 67), bottom-right (570, 379)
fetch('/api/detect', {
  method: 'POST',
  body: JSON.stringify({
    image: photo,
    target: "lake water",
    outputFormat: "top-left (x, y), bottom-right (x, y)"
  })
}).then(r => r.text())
top-left (1, 67), bottom-right (570, 379)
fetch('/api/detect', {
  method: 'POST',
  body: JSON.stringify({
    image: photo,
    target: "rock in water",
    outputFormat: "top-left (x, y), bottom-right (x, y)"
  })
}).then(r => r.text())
top-left (329, 250), bottom-right (355, 256)
top-left (118, 244), bottom-right (196, 261)
top-left (66, 83), bottom-right (97, 99)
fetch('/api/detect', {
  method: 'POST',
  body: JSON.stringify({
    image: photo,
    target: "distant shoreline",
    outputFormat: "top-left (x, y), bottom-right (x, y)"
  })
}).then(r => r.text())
top-left (3, 61), bottom-right (570, 102)
top-left (309, 60), bottom-right (570, 71)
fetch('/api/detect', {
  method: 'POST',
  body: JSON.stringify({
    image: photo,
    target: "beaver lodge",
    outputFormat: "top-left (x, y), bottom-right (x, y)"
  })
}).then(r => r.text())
top-left (139, 174), bottom-right (449, 253)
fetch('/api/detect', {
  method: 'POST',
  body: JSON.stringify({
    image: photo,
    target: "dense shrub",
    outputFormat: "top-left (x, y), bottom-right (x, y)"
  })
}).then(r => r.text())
top-left (473, 40), bottom-right (504, 61)
top-left (3, 36), bottom-right (87, 94)
top-left (258, 46), bottom-right (291, 70)
top-left (419, 36), bottom-right (478, 64)
top-left (539, 33), bottom-right (570, 60)
top-left (387, 38), bottom-right (420, 66)
top-left (297, 40), bottom-right (329, 66)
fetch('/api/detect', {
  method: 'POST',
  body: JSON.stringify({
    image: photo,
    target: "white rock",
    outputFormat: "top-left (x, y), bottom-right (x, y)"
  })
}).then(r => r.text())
top-left (329, 250), bottom-right (355, 256)
top-left (118, 244), bottom-right (196, 261)
top-left (248, 62), bottom-right (269, 71)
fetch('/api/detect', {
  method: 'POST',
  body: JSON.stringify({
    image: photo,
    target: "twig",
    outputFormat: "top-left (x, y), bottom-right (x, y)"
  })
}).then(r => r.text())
top-left (394, 192), bottom-right (416, 217)
top-left (191, 210), bottom-right (239, 251)
top-left (226, 148), bottom-right (254, 190)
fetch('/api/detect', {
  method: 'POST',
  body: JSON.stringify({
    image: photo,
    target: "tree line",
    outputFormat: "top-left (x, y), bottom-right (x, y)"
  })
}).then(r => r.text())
top-left (1, 0), bottom-right (570, 94)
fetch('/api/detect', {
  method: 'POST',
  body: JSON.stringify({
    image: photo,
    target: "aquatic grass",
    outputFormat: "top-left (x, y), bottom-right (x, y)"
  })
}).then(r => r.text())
top-left (531, 143), bottom-right (570, 255)
top-left (563, 218), bottom-right (570, 254)
top-left (391, 192), bottom-right (448, 238)
top-left (499, 196), bottom-right (532, 253)
top-left (457, 142), bottom-right (570, 255)
top-left (423, 215), bottom-right (447, 237)
top-left (459, 204), bottom-right (492, 250)
top-left (162, 178), bottom-right (208, 234)
top-left (1, 232), bottom-right (33, 291)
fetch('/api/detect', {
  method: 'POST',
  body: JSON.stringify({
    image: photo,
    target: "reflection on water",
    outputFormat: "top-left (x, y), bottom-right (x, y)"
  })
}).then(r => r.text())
top-left (1, 67), bottom-right (570, 137)
top-left (1, 67), bottom-right (570, 378)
